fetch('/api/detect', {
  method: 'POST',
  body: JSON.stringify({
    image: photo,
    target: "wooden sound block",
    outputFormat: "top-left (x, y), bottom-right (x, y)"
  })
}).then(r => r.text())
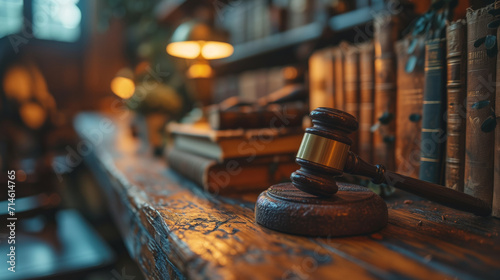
top-left (255, 182), bottom-right (388, 237)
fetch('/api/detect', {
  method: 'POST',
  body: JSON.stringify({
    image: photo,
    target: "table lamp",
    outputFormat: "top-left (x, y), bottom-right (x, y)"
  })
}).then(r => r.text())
top-left (166, 19), bottom-right (233, 122)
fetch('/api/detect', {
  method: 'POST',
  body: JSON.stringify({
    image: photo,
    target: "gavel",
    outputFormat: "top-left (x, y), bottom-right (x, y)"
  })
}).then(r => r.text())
top-left (255, 107), bottom-right (491, 237)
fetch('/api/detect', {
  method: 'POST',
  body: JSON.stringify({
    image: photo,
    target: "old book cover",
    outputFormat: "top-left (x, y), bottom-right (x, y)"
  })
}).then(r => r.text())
top-left (358, 41), bottom-right (374, 162)
top-left (395, 36), bottom-right (425, 179)
top-left (167, 148), bottom-right (298, 194)
top-left (267, 67), bottom-right (286, 94)
top-left (309, 48), bottom-right (335, 111)
top-left (168, 122), bottom-right (304, 162)
top-left (245, 1), bottom-right (256, 42)
top-left (255, 69), bottom-right (269, 99)
top-left (208, 101), bottom-right (308, 130)
top-left (419, 38), bottom-right (447, 184)
top-left (343, 42), bottom-right (360, 154)
top-left (332, 46), bottom-right (345, 111)
top-left (225, 3), bottom-right (246, 45)
top-left (465, 4), bottom-right (496, 206)
top-left (270, 0), bottom-right (288, 34)
top-left (287, 0), bottom-right (315, 29)
top-left (494, 4), bottom-right (500, 217)
top-left (239, 71), bottom-right (258, 102)
top-left (253, 0), bottom-right (268, 40)
top-left (445, 19), bottom-right (467, 192)
top-left (373, 15), bottom-right (398, 170)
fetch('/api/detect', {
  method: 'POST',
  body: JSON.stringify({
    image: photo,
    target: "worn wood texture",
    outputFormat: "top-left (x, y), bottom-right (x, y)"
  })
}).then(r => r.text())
top-left (75, 113), bottom-right (500, 280)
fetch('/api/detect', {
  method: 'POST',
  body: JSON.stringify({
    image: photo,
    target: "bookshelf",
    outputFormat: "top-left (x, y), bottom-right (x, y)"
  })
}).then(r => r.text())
top-left (212, 0), bottom-right (386, 75)
top-left (211, 21), bottom-right (324, 74)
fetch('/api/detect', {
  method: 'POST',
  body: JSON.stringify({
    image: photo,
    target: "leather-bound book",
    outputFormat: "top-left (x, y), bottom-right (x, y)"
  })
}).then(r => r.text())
top-left (332, 47), bottom-right (344, 111)
top-left (239, 71), bottom-right (258, 102)
top-left (343, 43), bottom-right (360, 153)
top-left (255, 69), bottom-right (269, 99)
top-left (373, 15), bottom-right (398, 170)
top-left (445, 20), bottom-right (467, 192)
top-left (358, 41), bottom-right (374, 162)
top-left (208, 101), bottom-right (308, 130)
top-left (309, 48), bottom-right (334, 111)
top-left (167, 122), bottom-right (303, 162)
top-left (495, 3), bottom-right (500, 218)
top-left (270, 0), bottom-right (288, 34)
top-left (395, 36), bottom-right (425, 179)
top-left (288, 0), bottom-right (314, 29)
top-left (465, 4), bottom-right (496, 206)
top-left (419, 38), bottom-right (447, 184)
top-left (167, 148), bottom-right (298, 194)
top-left (268, 67), bottom-right (286, 93)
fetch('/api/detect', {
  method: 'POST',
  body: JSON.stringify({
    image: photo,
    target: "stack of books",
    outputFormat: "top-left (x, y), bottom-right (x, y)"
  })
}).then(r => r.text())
top-left (166, 121), bottom-right (303, 194)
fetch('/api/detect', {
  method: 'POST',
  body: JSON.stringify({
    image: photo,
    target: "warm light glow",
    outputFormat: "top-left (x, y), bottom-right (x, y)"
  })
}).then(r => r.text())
top-left (283, 67), bottom-right (298, 80)
top-left (111, 77), bottom-right (135, 99)
top-left (3, 66), bottom-right (32, 102)
top-left (187, 63), bottom-right (213, 78)
top-left (166, 41), bottom-right (201, 59)
top-left (201, 41), bottom-right (234, 59)
top-left (20, 102), bottom-right (46, 129)
top-left (167, 41), bottom-right (233, 60)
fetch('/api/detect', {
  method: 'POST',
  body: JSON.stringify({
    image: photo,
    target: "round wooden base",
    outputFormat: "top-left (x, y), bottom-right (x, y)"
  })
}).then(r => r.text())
top-left (255, 182), bottom-right (388, 237)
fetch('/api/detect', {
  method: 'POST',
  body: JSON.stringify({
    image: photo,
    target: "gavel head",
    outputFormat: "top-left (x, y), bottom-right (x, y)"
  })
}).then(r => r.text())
top-left (291, 107), bottom-right (358, 197)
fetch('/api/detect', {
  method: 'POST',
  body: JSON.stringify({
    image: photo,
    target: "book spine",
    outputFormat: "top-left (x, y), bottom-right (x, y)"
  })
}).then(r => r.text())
top-left (333, 47), bottom-right (344, 111)
top-left (373, 15), bottom-right (397, 170)
top-left (358, 42), bottom-right (374, 162)
top-left (167, 148), bottom-right (215, 192)
top-left (288, 0), bottom-right (307, 29)
top-left (395, 36), bottom-right (425, 179)
top-left (445, 20), bottom-right (467, 192)
top-left (495, 23), bottom-right (500, 217)
top-left (419, 38), bottom-right (447, 184)
top-left (343, 43), bottom-right (360, 153)
top-left (309, 49), bottom-right (334, 111)
top-left (465, 4), bottom-right (496, 205)
top-left (208, 102), bottom-right (307, 130)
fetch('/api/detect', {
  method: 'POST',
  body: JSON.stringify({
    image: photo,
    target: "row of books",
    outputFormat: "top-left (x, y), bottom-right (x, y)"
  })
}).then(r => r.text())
top-left (309, 3), bottom-right (499, 217)
top-left (216, 0), bottom-right (354, 45)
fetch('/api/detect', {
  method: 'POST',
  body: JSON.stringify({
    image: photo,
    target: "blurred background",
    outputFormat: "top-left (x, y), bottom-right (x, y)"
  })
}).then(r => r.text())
top-left (0, 0), bottom-right (485, 279)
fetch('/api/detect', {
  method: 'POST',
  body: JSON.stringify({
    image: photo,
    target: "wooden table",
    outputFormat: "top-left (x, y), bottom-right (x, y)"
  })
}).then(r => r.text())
top-left (75, 113), bottom-right (500, 280)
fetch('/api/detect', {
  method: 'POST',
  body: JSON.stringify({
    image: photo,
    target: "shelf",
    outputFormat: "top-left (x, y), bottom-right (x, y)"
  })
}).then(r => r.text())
top-left (212, 3), bottom-right (385, 74)
top-left (211, 22), bottom-right (324, 71)
top-left (329, 3), bottom-right (385, 32)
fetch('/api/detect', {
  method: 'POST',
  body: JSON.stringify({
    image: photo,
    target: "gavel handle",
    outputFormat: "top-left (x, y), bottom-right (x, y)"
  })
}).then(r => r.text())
top-left (344, 152), bottom-right (492, 216)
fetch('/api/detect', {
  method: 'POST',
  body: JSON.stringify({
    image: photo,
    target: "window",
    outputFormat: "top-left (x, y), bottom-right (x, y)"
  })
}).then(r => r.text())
top-left (32, 0), bottom-right (82, 42)
top-left (0, 0), bottom-right (23, 38)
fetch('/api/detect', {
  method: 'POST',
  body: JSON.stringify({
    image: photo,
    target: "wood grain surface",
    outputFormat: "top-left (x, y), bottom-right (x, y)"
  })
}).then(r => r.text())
top-left (75, 113), bottom-right (500, 280)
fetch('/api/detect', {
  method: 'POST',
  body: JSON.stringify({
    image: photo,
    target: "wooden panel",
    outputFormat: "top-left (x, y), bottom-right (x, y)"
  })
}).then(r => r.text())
top-left (75, 113), bottom-right (500, 279)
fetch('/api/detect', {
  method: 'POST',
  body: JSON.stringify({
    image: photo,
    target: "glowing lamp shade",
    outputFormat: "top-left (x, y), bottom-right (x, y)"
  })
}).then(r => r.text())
top-left (166, 41), bottom-right (201, 59)
top-left (187, 63), bottom-right (214, 78)
top-left (166, 20), bottom-right (233, 60)
top-left (201, 41), bottom-right (233, 59)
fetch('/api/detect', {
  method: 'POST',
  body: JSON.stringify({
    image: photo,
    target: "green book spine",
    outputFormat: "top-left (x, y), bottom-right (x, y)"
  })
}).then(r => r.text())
top-left (419, 38), bottom-right (447, 184)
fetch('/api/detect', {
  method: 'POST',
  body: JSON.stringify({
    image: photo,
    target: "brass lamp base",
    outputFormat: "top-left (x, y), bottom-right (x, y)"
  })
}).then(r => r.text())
top-left (255, 182), bottom-right (388, 237)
